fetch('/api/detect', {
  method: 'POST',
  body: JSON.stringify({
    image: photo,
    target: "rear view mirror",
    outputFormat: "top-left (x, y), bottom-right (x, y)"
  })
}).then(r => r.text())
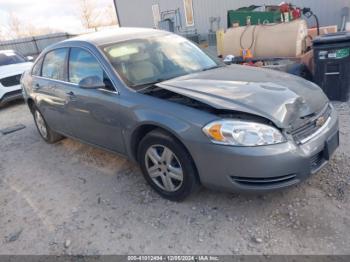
top-left (78, 76), bottom-right (105, 89)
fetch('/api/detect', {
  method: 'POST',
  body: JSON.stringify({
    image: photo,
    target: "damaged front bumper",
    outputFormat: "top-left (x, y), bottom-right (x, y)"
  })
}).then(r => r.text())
top-left (187, 106), bottom-right (339, 193)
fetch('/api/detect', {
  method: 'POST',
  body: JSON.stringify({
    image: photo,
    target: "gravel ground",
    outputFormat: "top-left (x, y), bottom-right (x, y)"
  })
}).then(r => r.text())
top-left (0, 100), bottom-right (349, 255)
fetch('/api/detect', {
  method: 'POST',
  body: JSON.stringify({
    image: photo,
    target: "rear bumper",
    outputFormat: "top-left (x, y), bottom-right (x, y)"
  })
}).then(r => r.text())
top-left (188, 106), bottom-right (339, 193)
top-left (0, 84), bottom-right (23, 104)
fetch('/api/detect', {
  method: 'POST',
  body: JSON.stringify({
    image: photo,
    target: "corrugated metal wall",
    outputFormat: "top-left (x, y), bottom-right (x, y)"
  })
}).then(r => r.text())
top-left (116, 0), bottom-right (187, 29)
top-left (115, 0), bottom-right (350, 35)
top-left (192, 0), bottom-right (350, 34)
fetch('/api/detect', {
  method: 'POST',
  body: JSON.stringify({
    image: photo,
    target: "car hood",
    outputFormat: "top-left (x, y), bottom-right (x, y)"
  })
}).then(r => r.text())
top-left (0, 62), bottom-right (33, 79)
top-left (157, 65), bottom-right (328, 128)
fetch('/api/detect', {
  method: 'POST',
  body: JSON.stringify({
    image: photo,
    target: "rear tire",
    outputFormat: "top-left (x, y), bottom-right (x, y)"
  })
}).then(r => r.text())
top-left (32, 106), bottom-right (63, 144)
top-left (138, 129), bottom-right (200, 201)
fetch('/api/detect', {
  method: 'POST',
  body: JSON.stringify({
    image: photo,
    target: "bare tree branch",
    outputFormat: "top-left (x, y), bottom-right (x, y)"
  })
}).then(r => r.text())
top-left (104, 4), bottom-right (118, 27)
top-left (79, 0), bottom-right (98, 30)
top-left (4, 12), bottom-right (58, 40)
top-left (8, 12), bottom-right (22, 38)
top-left (78, 0), bottom-right (118, 30)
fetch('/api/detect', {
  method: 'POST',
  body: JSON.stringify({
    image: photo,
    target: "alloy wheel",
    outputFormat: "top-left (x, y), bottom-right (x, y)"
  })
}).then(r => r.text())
top-left (145, 145), bottom-right (184, 192)
top-left (34, 110), bottom-right (48, 139)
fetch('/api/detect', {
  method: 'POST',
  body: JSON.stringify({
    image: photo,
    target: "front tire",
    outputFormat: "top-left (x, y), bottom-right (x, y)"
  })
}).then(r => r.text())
top-left (33, 107), bottom-right (63, 144)
top-left (138, 129), bottom-right (200, 201)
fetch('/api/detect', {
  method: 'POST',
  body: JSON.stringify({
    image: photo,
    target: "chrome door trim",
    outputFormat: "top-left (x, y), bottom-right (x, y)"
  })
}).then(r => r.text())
top-left (32, 46), bottom-right (120, 95)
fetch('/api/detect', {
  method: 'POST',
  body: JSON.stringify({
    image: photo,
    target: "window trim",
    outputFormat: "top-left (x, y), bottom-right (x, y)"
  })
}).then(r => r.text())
top-left (38, 47), bottom-right (69, 81)
top-left (31, 56), bottom-right (44, 76)
top-left (35, 75), bottom-right (79, 86)
top-left (33, 46), bottom-right (119, 95)
top-left (67, 47), bottom-right (105, 85)
top-left (67, 47), bottom-right (118, 94)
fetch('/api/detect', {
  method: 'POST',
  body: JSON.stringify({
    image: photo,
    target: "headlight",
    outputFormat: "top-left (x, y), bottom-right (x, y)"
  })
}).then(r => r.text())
top-left (203, 120), bottom-right (286, 146)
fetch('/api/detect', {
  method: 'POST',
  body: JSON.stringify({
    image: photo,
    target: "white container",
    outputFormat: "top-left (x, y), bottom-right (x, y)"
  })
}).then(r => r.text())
top-left (222, 20), bottom-right (308, 58)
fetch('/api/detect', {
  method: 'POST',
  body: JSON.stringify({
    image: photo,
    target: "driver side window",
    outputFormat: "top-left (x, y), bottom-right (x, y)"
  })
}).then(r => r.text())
top-left (68, 48), bottom-right (114, 91)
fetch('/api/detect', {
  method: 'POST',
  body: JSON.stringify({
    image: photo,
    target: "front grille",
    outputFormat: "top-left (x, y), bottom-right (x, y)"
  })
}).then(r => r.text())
top-left (291, 105), bottom-right (332, 144)
top-left (310, 151), bottom-right (325, 171)
top-left (0, 74), bottom-right (22, 87)
top-left (231, 174), bottom-right (297, 187)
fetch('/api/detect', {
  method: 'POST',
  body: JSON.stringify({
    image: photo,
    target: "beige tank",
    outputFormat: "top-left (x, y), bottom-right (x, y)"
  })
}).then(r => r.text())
top-left (222, 19), bottom-right (308, 58)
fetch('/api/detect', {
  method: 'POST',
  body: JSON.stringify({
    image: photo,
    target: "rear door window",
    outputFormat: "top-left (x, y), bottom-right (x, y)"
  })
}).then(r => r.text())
top-left (42, 48), bottom-right (68, 81)
top-left (32, 57), bottom-right (43, 76)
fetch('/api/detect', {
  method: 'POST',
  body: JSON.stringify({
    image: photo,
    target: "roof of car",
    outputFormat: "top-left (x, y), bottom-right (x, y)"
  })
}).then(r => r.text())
top-left (65, 27), bottom-right (169, 46)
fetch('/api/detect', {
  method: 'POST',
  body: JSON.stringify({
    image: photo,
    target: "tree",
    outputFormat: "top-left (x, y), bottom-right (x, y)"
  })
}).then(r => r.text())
top-left (78, 0), bottom-right (118, 30)
top-left (78, 0), bottom-right (100, 30)
top-left (8, 13), bottom-right (22, 38)
top-left (104, 4), bottom-right (118, 27)
top-left (3, 12), bottom-right (58, 40)
top-left (0, 27), bottom-right (6, 41)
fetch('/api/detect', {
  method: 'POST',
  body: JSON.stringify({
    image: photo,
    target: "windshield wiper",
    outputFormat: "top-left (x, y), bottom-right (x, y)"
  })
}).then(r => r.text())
top-left (200, 65), bottom-right (221, 72)
top-left (134, 78), bottom-right (169, 92)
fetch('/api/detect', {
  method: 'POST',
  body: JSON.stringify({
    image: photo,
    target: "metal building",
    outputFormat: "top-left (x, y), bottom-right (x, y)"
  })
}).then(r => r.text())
top-left (114, 0), bottom-right (350, 38)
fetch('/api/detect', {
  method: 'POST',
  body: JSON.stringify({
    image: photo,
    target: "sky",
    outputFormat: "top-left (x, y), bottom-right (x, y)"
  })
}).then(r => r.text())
top-left (0, 0), bottom-right (116, 35)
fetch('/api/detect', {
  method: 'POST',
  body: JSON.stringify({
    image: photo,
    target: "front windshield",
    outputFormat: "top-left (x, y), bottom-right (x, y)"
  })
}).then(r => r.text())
top-left (0, 51), bottom-right (26, 66)
top-left (102, 34), bottom-right (219, 89)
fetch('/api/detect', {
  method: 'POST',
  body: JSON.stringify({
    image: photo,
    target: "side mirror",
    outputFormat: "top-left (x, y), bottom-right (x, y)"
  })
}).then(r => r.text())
top-left (26, 56), bottom-right (34, 62)
top-left (78, 76), bottom-right (105, 89)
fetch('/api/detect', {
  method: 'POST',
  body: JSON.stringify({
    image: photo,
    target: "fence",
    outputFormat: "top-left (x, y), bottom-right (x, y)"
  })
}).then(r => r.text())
top-left (0, 33), bottom-right (75, 57)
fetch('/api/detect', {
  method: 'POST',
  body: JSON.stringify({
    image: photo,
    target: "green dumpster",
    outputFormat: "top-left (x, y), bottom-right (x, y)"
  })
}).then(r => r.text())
top-left (227, 10), bottom-right (282, 27)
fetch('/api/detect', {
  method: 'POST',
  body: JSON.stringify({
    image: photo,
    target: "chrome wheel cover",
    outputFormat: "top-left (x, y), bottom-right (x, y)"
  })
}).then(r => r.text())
top-left (34, 110), bottom-right (48, 139)
top-left (145, 145), bottom-right (184, 192)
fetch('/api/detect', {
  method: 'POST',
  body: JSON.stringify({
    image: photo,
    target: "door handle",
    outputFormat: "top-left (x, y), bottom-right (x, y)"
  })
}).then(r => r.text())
top-left (66, 91), bottom-right (77, 101)
top-left (33, 83), bottom-right (41, 90)
top-left (325, 72), bottom-right (340, 76)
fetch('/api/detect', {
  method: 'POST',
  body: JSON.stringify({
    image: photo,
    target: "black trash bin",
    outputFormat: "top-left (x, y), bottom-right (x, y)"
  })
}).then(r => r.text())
top-left (313, 32), bottom-right (350, 102)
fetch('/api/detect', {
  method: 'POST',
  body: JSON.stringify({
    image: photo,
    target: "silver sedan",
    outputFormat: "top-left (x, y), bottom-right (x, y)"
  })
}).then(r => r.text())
top-left (21, 28), bottom-right (339, 201)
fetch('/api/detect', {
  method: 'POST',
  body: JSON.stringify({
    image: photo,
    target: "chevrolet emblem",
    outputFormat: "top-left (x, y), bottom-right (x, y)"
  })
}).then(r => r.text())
top-left (316, 116), bottom-right (326, 127)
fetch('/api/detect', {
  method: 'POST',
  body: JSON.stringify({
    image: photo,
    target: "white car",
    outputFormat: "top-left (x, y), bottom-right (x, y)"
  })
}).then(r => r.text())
top-left (0, 50), bottom-right (33, 105)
